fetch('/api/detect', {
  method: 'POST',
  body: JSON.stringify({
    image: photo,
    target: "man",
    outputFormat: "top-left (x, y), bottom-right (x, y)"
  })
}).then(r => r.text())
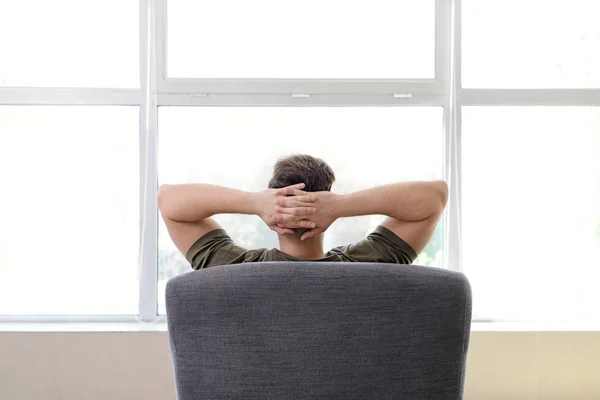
top-left (157, 154), bottom-right (447, 269)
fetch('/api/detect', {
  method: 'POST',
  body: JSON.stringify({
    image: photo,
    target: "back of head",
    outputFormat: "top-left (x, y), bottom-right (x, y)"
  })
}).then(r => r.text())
top-left (268, 154), bottom-right (335, 192)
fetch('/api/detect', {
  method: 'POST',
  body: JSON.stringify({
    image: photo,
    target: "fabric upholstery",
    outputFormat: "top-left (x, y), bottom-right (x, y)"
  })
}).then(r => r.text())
top-left (166, 262), bottom-right (472, 400)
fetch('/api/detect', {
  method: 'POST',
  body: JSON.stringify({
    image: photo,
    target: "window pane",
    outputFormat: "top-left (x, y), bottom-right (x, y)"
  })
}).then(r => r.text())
top-left (462, 0), bottom-right (600, 88)
top-left (0, 106), bottom-right (139, 315)
top-left (0, 0), bottom-right (139, 88)
top-left (463, 107), bottom-right (600, 321)
top-left (167, 0), bottom-right (435, 79)
top-left (157, 107), bottom-right (443, 313)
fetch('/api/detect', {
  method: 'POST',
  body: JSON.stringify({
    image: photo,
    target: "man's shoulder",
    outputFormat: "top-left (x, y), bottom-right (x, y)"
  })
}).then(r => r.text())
top-left (187, 229), bottom-right (272, 268)
top-left (324, 225), bottom-right (416, 264)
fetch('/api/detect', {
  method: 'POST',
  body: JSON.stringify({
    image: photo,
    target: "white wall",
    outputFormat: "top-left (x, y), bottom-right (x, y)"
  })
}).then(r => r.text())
top-left (1, 331), bottom-right (599, 400)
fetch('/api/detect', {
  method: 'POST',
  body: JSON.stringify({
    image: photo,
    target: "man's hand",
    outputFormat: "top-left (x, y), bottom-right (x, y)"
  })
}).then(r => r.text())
top-left (274, 191), bottom-right (339, 241)
top-left (253, 183), bottom-right (317, 235)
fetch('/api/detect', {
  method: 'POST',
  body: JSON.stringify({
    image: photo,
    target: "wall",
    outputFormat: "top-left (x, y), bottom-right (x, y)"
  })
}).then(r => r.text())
top-left (1, 330), bottom-right (599, 399)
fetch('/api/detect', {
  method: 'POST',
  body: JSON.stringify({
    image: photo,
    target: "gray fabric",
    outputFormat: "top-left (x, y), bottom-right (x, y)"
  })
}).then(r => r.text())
top-left (166, 262), bottom-right (472, 400)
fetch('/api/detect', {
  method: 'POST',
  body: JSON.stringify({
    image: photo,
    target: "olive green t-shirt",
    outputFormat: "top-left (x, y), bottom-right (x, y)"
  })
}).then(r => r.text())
top-left (185, 225), bottom-right (417, 270)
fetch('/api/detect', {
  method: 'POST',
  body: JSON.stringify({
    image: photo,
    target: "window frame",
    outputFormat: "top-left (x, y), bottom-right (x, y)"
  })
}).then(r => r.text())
top-left (155, 0), bottom-right (449, 96)
top-left (1, 0), bottom-right (598, 323)
top-left (457, 0), bottom-right (600, 322)
top-left (0, 0), bottom-right (452, 323)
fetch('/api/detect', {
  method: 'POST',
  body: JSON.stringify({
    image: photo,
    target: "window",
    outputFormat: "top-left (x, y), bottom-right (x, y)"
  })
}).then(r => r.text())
top-left (462, 107), bottom-right (600, 321)
top-left (167, 0), bottom-right (435, 79)
top-left (0, 0), bottom-right (139, 88)
top-left (462, 0), bottom-right (600, 88)
top-left (157, 106), bottom-right (444, 313)
top-left (461, 0), bottom-right (600, 321)
top-left (0, 106), bottom-right (139, 315)
top-left (2, 0), bottom-right (599, 323)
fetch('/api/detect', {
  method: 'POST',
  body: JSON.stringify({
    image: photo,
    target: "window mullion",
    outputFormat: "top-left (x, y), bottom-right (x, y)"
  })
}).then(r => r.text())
top-left (461, 88), bottom-right (600, 106)
top-left (0, 88), bottom-right (141, 105)
top-left (443, 0), bottom-right (462, 273)
top-left (138, 0), bottom-right (159, 322)
top-left (435, 0), bottom-right (452, 92)
top-left (155, 93), bottom-right (447, 107)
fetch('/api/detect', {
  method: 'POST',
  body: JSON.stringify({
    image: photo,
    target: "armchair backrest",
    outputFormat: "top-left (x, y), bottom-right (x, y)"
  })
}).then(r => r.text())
top-left (166, 262), bottom-right (472, 399)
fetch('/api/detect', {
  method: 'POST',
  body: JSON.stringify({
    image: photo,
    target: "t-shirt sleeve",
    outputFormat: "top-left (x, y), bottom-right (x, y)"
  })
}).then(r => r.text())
top-left (334, 225), bottom-right (417, 264)
top-left (185, 229), bottom-right (264, 270)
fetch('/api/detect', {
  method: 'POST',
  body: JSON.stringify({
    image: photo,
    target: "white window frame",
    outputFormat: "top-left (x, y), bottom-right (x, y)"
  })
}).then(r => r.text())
top-left (2, 0), bottom-right (598, 323)
top-left (155, 0), bottom-right (449, 97)
top-left (0, 0), bottom-right (453, 323)
top-left (456, 0), bottom-right (600, 322)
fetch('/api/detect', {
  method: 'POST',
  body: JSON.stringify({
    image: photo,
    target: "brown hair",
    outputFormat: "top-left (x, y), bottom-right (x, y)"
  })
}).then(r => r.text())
top-left (268, 154), bottom-right (335, 192)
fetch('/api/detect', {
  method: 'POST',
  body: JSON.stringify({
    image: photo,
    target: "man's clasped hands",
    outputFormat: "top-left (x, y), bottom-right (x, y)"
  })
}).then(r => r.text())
top-left (253, 183), bottom-right (338, 241)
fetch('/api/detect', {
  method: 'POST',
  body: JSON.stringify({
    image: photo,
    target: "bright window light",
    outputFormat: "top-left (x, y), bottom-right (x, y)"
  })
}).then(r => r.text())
top-left (0, 106), bottom-right (140, 315)
top-left (0, 0), bottom-right (139, 88)
top-left (462, 107), bottom-right (600, 321)
top-left (167, 0), bottom-right (435, 79)
top-left (463, 0), bottom-right (600, 88)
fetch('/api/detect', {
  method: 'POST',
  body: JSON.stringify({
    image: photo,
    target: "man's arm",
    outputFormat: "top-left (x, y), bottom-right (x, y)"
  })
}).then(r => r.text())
top-left (157, 183), bottom-right (316, 256)
top-left (336, 181), bottom-right (448, 254)
top-left (276, 181), bottom-right (448, 255)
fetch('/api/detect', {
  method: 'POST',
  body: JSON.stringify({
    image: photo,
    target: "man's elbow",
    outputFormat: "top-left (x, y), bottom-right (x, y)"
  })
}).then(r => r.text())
top-left (157, 184), bottom-right (173, 217)
top-left (437, 180), bottom-right (448, 205)
top-left (432, 180), bottom-right (448, 216)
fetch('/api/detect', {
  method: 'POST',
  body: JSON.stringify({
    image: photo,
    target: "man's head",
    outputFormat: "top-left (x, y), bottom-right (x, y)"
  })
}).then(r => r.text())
top-left (268, 154), bottom-right (335, 193)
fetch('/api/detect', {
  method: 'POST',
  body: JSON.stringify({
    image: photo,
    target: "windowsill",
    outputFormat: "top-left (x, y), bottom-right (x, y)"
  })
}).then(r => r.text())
top-left (1, 321), bottom-right (600, 333)
top-left (470, 321), bottom-right (600, 332)
top-left (0, 321), bottom-right (168, 332)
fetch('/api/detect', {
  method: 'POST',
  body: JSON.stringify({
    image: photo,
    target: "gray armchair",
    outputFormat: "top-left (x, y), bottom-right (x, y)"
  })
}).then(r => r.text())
top-left (166, 262), bottom-right (472, 399)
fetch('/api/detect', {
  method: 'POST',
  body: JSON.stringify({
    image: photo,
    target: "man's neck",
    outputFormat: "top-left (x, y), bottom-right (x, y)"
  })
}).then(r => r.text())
top-left (277, 233), bottom-right (325, 260)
